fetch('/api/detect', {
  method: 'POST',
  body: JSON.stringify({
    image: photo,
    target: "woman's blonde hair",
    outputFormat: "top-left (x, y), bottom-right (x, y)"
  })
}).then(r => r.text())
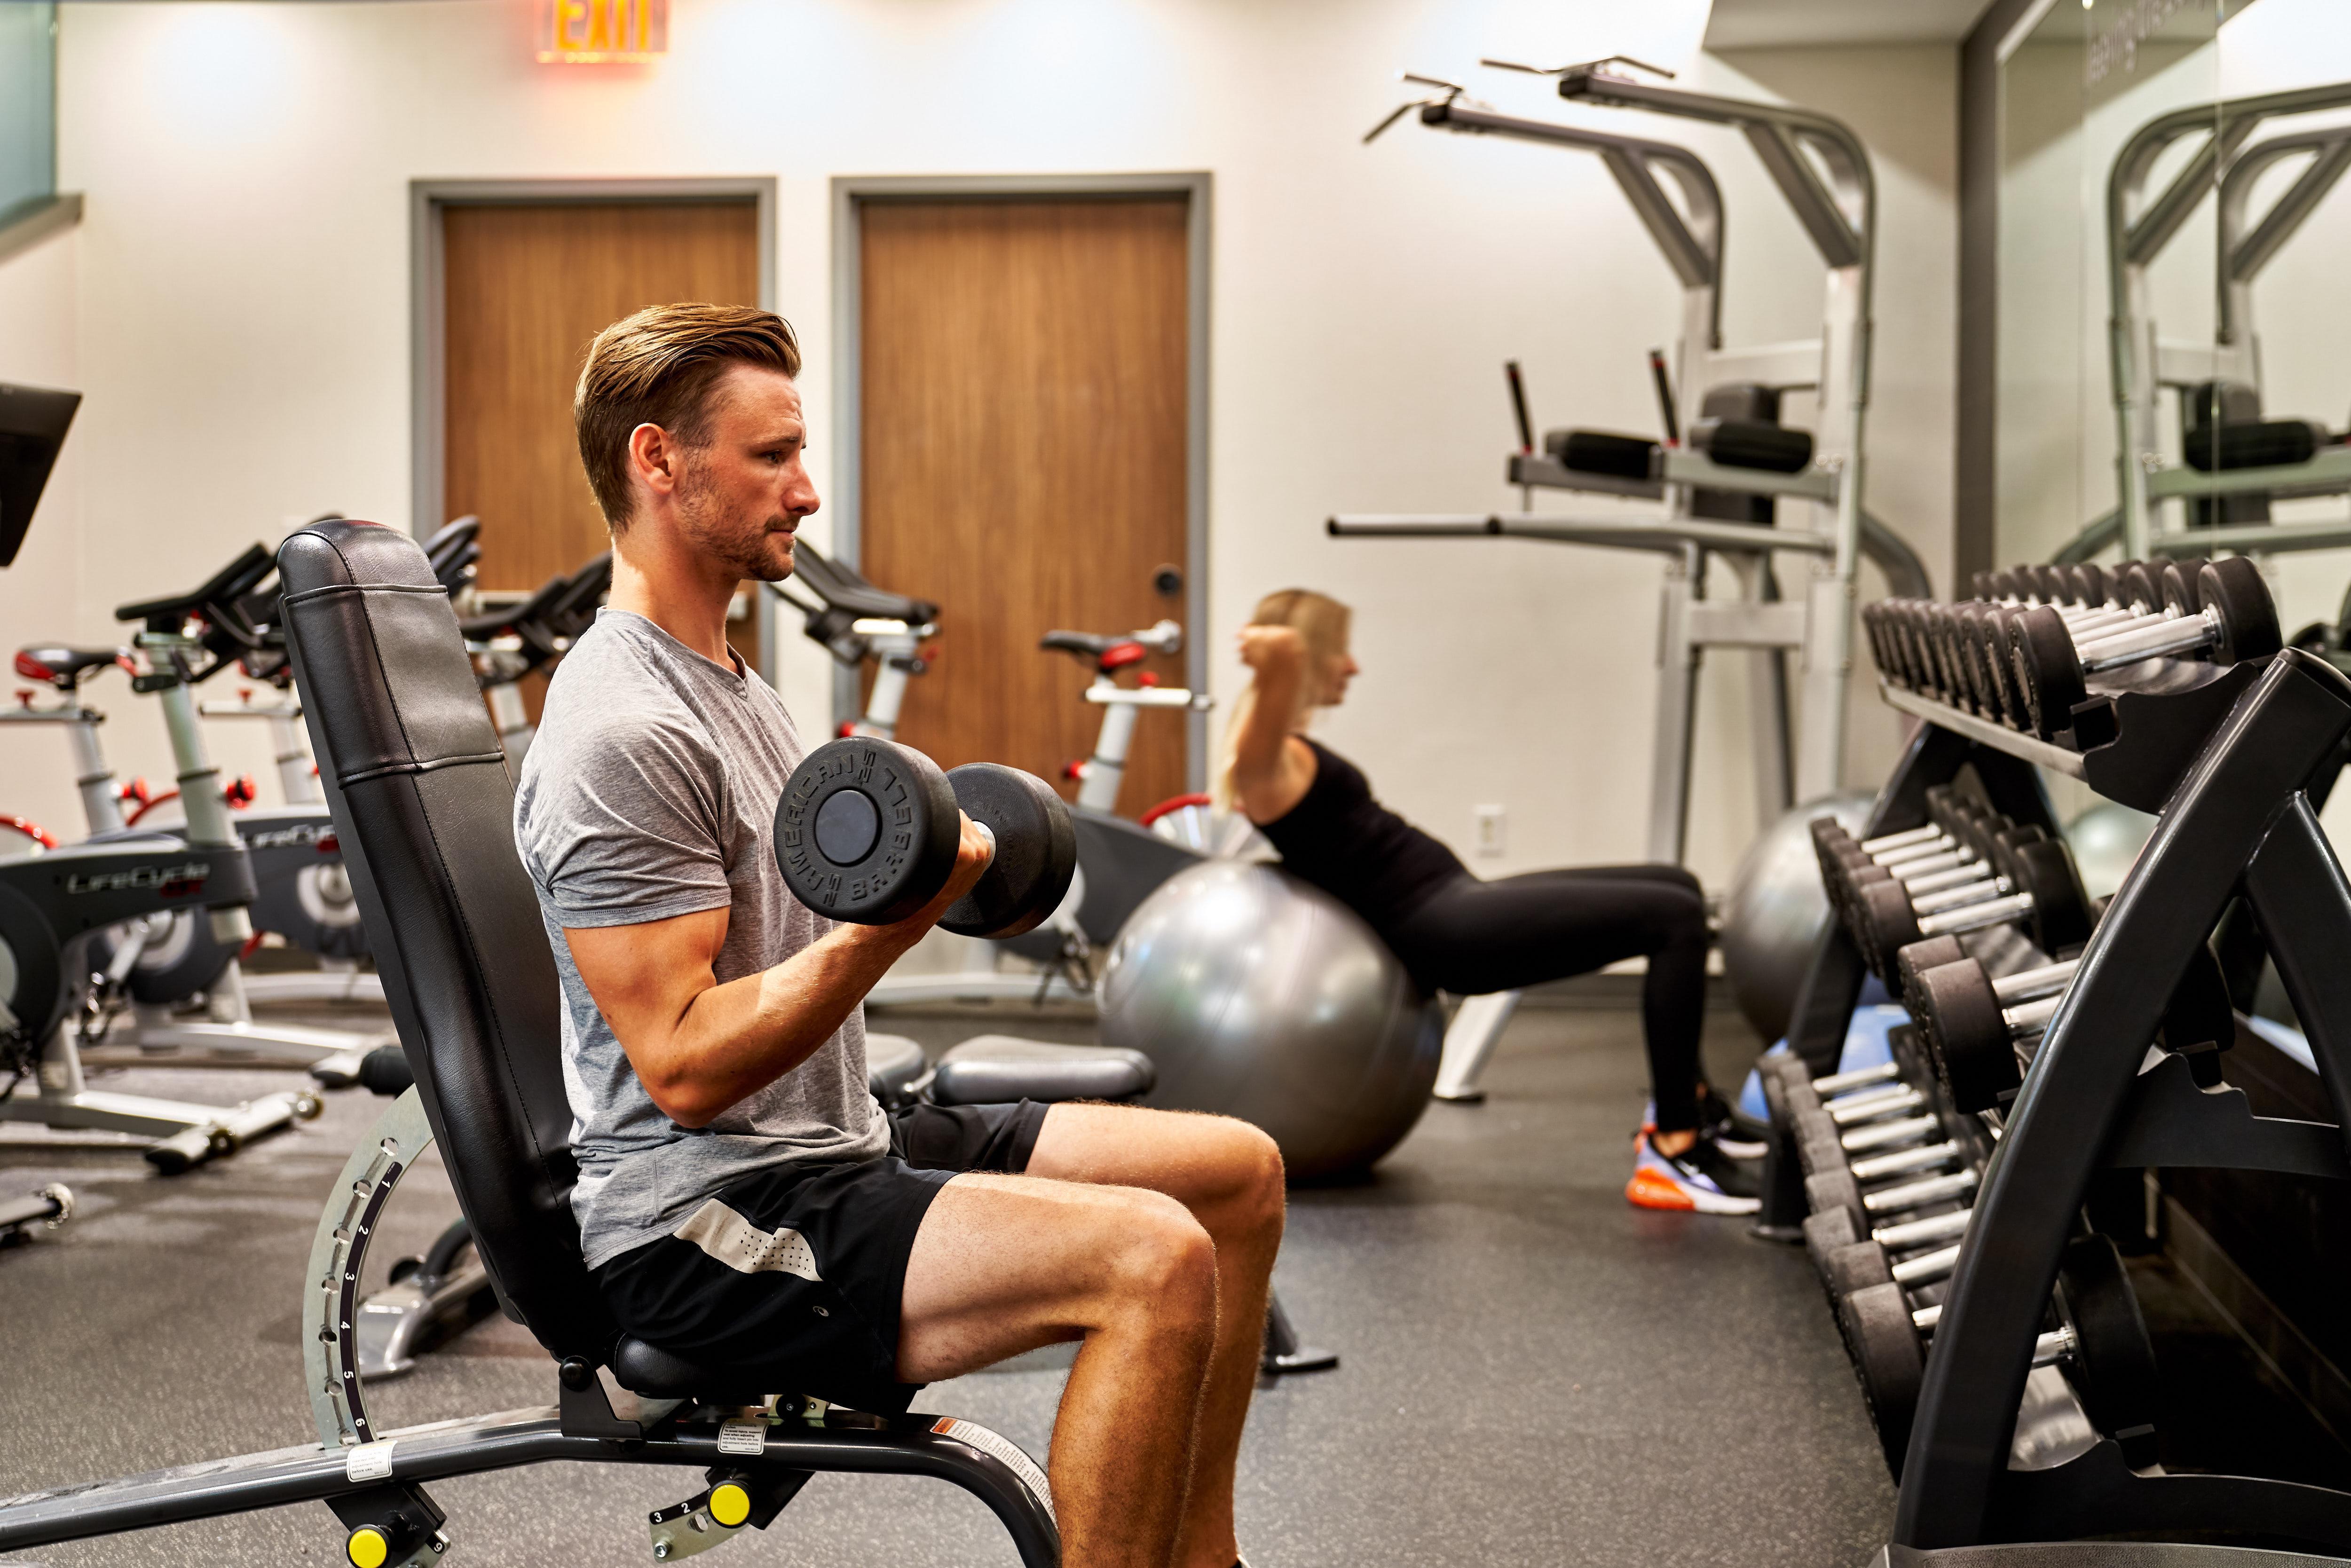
top-left (1215, 589), bottom-right (1353, 807)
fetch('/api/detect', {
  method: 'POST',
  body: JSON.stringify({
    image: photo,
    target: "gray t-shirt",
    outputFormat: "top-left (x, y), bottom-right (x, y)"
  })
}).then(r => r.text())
top-left (514, 609), bottom-right (885, 1269)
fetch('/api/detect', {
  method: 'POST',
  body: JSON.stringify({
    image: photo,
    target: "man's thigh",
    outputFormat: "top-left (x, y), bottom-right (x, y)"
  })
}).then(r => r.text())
top-left (898, 1170), bottom-right (1200, 1383)
top-left (1026, 1103), bottom-right (1283, 1214)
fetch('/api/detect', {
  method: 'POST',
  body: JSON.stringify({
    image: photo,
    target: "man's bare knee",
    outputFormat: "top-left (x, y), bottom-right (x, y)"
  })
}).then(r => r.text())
top-left (1187, 1117), bottom-right (1286, 1241)
top-left (1104, 1191), bottom-right (1218, 1335)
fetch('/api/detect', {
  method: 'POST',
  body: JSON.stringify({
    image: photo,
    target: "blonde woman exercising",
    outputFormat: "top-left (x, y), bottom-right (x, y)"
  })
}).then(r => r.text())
top-left (1226, 589), bottom-right (1759, 1213)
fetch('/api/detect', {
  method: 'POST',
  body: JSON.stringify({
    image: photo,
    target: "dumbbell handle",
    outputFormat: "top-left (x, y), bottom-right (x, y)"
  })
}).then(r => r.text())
top-left (1900, 857), bottom-right (1991, 894)
top-left (1842, 1112), bottom-right (1943, 1154)
top-left (1916, 889), bottom-right (2036, 940)
top-left (1891, 1242), bottom-right (1961, 1286)
top-left (1911, 1301), bottom-right (2075, 1367)
top-left (1851, 1139), bottom-right (1963, 1183)
top-left (1995, 959), bottom-right (2076, 1005)
top-left (2002, 992), bottom-right (2062, 1039)
top-left (2076, 603), bottom-right (2220, 672)
top-left (1815, 1060), bottom-right (1901, 1096)
top-left (1873, 1205), bottom-right (1972, 1249)
top-left (1862, 824), bottom-right (1943, 855)
top-left (1862, 1166), bottom-right (1977, 1215)
top-left (1910, 874), bottom-right (2012, 917)
top-left (1829, 1085), bottom-right (1925, 1126)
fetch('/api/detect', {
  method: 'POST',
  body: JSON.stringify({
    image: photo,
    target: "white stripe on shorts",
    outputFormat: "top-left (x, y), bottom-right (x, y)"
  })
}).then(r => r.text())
top-left (671, 1198), bottom-right (822, 1281)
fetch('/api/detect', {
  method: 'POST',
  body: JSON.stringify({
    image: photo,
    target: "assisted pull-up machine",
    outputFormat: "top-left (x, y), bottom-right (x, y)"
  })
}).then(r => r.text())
top-left (1336, 58), bottom-right (1925, 868)
top-left (2058, 79), bottom-right (2351, 563)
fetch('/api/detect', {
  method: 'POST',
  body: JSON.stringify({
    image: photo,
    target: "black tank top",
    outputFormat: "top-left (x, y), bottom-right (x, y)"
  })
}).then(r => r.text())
top-left (1257, 738), bottom-right (1467, 933)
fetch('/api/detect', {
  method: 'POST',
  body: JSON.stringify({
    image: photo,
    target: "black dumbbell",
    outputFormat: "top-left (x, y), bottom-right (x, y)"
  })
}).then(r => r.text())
top-left (1802, 1186), bottom-right (1974, 1283)
top-left (2007, 556), bottom-right (2281, 739)
top-left (1850, 835), bottom-right (2092, 985)
top-left (1806, 1156), bottom-right (1977, 1240)
top-left (1821, 813), bottom-right (2042, 948)
top-left (772, 737), bottom-right (1077, 938)
top-left (1906, 954), bottom-right (2076, 1113)
top-left (1838, 1234), bottom-right (2159, 1477)
top-left (1819, 815), bottom-right (2038, 922)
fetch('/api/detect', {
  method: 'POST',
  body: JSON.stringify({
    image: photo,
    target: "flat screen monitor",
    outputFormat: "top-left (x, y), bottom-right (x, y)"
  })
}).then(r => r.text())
top-left (0, 382), bottom-right (81, 568)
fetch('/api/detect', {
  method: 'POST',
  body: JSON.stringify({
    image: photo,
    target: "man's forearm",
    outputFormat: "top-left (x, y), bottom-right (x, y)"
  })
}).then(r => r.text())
top-left (648, 921), bottom-right (922, 1126)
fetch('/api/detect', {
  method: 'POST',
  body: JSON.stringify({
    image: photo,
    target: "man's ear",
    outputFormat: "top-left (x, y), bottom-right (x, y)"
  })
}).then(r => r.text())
top-left (628, 423), bottom-right (678, 502)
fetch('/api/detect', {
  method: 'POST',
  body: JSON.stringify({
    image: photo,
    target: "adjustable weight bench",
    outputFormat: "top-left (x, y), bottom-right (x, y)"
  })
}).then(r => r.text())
top-left (0, 520), bottom-right (1059, 1567)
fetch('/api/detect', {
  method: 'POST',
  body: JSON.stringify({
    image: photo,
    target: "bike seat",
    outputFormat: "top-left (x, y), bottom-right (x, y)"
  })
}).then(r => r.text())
top-left (1041, 630), bottom-right (1125, 658)
top-left (793, 543), bottom-right (939, 626)
top-left (115, 543), bottom-right (277, 631)
top-left (930, 1036), bottom-right (1156, 1106)
top-left (15, 644), bottom-right (127, 688)
top-left (612, 1335), bottom-right (770, 1403)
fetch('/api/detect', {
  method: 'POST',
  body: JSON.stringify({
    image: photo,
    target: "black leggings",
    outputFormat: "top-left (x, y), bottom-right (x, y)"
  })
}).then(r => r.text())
top-left (1381, 865), bottom-right (1711, 1133)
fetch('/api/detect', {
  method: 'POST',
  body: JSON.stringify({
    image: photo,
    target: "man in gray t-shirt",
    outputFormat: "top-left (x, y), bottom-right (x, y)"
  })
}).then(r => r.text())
top-left (521, 303), bottom-right (1283, 1568)
top-left (515, 606), bottom-right (884, 1269)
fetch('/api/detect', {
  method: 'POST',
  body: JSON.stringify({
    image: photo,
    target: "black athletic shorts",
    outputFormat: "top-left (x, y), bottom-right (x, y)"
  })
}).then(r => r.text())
top-left (593, 1099), bottom-right (1051, 1415)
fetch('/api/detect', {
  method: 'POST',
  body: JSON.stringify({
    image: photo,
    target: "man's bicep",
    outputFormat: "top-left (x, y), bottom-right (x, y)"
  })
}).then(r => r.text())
top-left (565, 907), bottom-right (732, 1047)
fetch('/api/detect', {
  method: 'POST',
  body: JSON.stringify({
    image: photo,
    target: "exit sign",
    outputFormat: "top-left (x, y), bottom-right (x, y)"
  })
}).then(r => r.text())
top-left (539, 0), bottom-right (668, 63)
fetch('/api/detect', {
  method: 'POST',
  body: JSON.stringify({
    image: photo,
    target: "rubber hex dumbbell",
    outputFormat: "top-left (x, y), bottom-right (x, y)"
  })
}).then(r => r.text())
top-left (773, 736), bottom-right (1077, 938)
top-left (1820, 815), bottom-right (2040, 924)
top-left (1850, 834), bottom-right (2093, 985)
top-left (1907, 955), bottom-right (2078, 1112)
top-left (1806, 1158), bottom-right (1978, 1246)
top-left (1838, 1234), bottom-right (2159, 1477)
top-left (1802, 1185), bottom-right (1973, 1282)
top-left (2008, 555), bottom-right (2282, 738)
top-left (1821, 815), bottom-right (2046, 960)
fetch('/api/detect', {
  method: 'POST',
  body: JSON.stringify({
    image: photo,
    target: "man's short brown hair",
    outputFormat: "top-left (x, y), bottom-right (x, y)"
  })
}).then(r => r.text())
top-left (574, 303), bottom-right (802, 530)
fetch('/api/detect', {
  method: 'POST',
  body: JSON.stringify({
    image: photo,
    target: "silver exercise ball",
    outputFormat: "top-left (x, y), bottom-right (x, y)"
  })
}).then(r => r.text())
top-left (1720, 790), bottom-right (1878, 1044)
top-left (2067, 800), bottom-right (2157, 902)
top-left (1100, 858), bottom-right (1444, 1181)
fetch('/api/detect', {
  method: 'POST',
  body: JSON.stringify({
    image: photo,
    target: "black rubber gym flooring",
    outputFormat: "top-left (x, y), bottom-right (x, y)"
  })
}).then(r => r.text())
top-left (0, 995), bottom-right (1900, 1566)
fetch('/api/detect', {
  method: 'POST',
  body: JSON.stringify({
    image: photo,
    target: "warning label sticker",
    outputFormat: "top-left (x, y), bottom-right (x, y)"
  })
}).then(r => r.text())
top-left (344, 1438), bottom-right (395, 1482)
top-left (716, 1419), bottom-right (768, 1457)
top-left (930, 1418), bottom-right (1054, 1522)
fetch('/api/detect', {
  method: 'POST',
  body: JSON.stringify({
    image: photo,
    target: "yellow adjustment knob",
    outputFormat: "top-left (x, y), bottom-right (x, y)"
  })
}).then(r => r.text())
top-left (346, 1524), bottom-right (391, 1568)
top-left (707, 1482), bottom-right (751, 1529)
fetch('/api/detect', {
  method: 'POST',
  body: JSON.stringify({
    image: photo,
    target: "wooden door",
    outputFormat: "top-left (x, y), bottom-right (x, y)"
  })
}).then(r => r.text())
top-left (441, 199), bottom-right (763, 705)
top-left (858, 196), bottom-right (1191, 814)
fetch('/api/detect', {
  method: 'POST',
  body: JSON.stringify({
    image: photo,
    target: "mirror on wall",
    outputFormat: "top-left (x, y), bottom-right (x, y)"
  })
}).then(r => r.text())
top-left (1994, 0), bottom-right (2222, 573)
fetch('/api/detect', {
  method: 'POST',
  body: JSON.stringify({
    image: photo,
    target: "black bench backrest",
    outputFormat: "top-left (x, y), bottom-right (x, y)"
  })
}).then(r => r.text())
top-left (276, 519), bottom-right (615, 1364)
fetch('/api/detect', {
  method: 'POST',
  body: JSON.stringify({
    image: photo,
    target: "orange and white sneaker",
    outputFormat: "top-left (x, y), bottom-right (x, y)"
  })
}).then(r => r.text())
top-left (1625, 1131), bottom-right (1762, 1215)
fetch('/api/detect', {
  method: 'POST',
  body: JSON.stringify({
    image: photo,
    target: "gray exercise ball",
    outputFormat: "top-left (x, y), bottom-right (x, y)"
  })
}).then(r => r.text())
top-left (1099, 859), bottom-right (1444, 1181)
top-left (1720, 790), bottom-right (1878, 1044)
top-left (2067, 800), bottom-right (2157, 902)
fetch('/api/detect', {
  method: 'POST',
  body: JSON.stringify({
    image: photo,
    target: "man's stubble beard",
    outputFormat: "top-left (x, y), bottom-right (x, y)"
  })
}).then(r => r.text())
top-left (675, 452), bottom-right (796, 583)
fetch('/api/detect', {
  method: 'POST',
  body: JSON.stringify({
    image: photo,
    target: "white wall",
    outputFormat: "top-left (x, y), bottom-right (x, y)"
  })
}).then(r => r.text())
top-left (0, 222), bottom-right (90, 839)
top-left (24, 0), bottom-right (1958, 889)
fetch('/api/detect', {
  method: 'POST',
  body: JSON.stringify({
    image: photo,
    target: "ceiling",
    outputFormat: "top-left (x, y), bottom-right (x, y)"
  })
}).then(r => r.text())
top-left (1704, 0), bottom-right (1998, 48)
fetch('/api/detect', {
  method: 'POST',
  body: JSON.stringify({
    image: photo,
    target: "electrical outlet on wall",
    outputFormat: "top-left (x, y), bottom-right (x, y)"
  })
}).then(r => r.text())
top-left (1473, 804), bottom-right (1506, 858)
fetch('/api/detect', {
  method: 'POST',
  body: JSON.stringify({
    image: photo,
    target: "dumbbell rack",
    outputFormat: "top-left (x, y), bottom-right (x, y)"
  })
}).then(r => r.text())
top-left (1777, 641), bottom-right (2351, 1553)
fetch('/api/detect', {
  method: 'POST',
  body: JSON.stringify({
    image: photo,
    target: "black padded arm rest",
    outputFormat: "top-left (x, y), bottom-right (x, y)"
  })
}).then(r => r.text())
top-left (277, 518), bottom-right (618, 1366)
top-left (793, 543), bottom-right (939, 625)
top-left (931, 1037), bottom-right (1157, 1106)
top-left (116, 543), bottom-right (275, 629)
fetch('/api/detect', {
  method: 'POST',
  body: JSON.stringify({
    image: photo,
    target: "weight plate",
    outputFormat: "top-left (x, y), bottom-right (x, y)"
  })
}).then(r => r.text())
top-left (2013, 837), bottom-right (2091, 953)
top-left (1805, 1166), bottom-right (1866, 1237)
top-left (1803, 1205), bottom-right (1860, 1264)
top-left (2201, 554), bottom-right (2281, 665)
top-left (1916, 959), bottom-right (2019, 1114)
top-left (1821, 1239), bottom-right (1894, 1300)
top-left (2054, 1233), bottom-right (2161, 1458)
top-left (937, 764), bottom-right (1077, 940)
top-left (2160, 559), bottom-right (2202, 617)
top-left (1839, 1280), bottom-right (1925, 1478)
top-left (773, 737), bottom-right (960, 926)
top-left (2008, 605), bottom-right (2085, 739)
top-left (2118, 560), bottom-right (2162, 613)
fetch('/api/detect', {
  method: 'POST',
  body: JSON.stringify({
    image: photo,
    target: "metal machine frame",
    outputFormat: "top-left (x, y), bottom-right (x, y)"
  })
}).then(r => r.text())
top-left (2061, 81), bottom-right (2351, 561)
top-left (1336, 61), bottom-right (1924, 867)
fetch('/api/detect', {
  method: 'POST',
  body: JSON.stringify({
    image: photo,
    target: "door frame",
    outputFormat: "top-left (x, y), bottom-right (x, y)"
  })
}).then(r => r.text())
top-left (409, 175), bottom-right (778, 635)
top-left (829, 173), bottom-right (1213, 789)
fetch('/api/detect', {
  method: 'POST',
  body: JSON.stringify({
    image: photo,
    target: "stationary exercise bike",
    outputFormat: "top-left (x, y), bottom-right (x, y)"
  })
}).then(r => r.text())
top-left (465, 548), bottom-right (612, 768)
top-left (0, 392), bottom-right (321, 1168)
top-left (5, 549), bottom-right (404, 1079)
